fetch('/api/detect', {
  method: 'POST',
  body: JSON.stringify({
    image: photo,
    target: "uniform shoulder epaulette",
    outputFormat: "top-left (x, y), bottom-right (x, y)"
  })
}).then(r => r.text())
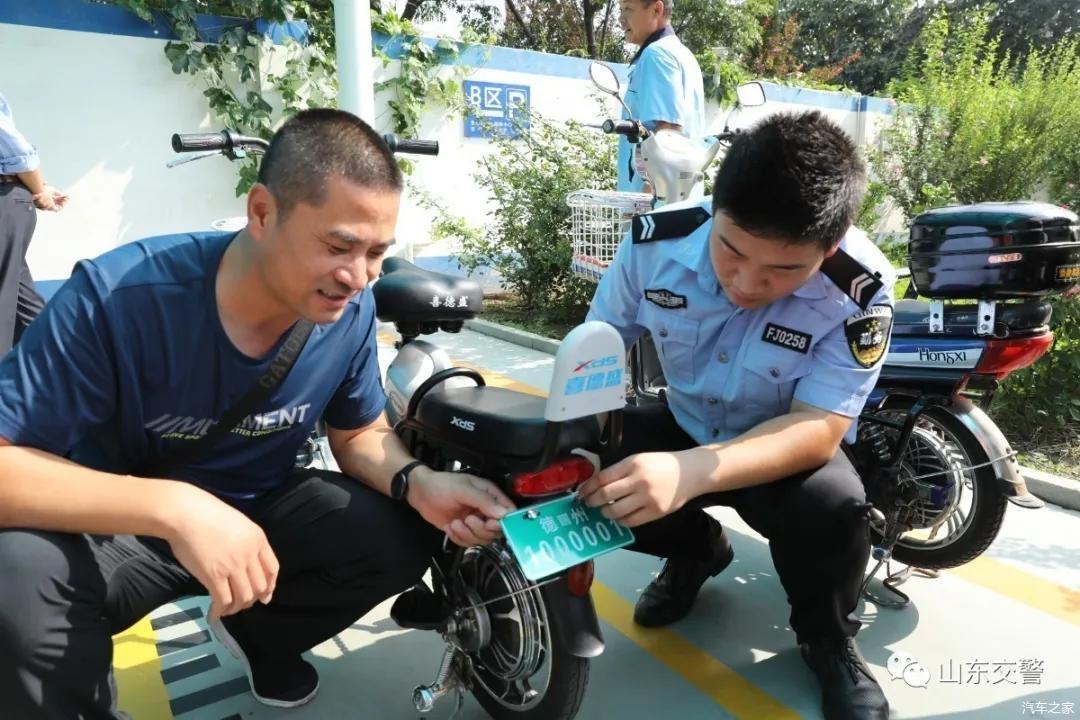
top-left (631, 206), bottom-right (710, 244)
top-left (820, 248), bottom-right (884, 310)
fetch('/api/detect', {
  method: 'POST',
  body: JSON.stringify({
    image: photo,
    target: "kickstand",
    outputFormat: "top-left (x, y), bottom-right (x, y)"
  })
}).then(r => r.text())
top-left (413, 643), bottom-right (468, 718)
top-left (860, 553), bottom-right (940, 609)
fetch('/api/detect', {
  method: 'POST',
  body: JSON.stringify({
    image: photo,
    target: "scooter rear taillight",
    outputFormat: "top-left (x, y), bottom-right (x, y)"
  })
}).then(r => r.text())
top-left (974, 333), bottom-right (1054, 379)
top-left (512, 457), bottom-right (595, 497)
top-left (567, 560), bottom-right (595, 596)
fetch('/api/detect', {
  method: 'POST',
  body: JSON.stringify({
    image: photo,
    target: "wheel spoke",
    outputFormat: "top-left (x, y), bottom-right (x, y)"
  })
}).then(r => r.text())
top-left (490, 639), bottom-right (515, 667)
top-left (493, 607), bottom-right (522, 625)
top-left (515, 678), bottom-right (538, 703)
top-left (946, 509), bottom-right (962, 539)
top-left (479, 560), bottom-right (499, 591)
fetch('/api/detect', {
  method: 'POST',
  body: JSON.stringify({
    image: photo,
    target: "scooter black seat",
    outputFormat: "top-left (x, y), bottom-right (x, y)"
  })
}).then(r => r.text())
top-left (374, 257), bottom-right (482, 324)
top-left (414, 386), bottom-right (601, 460)
top-left (892, 298), bottom-right (1052, 337)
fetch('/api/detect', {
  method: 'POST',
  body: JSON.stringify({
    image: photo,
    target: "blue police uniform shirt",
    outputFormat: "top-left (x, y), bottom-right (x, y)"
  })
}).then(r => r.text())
top-left (617, 28), bottom-right (705, 193)
top-left (0, 232), bottom-right (386, 502)
top-left (0, 91), bottom-right (40, 174)
top-left (586, 199), bottom-right (896, 444)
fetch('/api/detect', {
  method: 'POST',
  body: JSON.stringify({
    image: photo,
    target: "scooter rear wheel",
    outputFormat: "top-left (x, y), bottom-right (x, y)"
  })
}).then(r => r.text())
top-left (450, 544), bottom-right (589, 720)
top-left (867, 398), bottom-right (1008, 569)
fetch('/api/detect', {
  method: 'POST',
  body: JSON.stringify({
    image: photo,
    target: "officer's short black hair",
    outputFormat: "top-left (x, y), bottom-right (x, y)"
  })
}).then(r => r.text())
top-left (257, 109), bottom-right (402, 220)
top-left (711, 110), bottom-right (866, 251)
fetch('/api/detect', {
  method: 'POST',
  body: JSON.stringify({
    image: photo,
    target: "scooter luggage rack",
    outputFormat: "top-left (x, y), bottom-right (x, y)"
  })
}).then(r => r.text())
top-left (567, 189), bottom-right (652, 283)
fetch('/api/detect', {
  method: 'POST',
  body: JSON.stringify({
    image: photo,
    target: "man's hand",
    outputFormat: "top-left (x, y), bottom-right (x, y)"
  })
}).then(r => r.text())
top-left (161, 485), bottom-right (279, 619)
top-left (32, 185), bottom-right (68, 212)
top-left (409, 468), bottom-right (516, 547)
top-left (578, 451), bottom-right (704, 527)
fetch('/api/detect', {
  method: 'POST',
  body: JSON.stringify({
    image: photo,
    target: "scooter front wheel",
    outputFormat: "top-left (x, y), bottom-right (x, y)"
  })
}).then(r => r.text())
top-left (449, 543), bottom-right (589, 720)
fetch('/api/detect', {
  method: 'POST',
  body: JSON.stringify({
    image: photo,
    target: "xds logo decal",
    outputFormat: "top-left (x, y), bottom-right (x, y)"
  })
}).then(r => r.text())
top-left (450, 416), bottom-right (476, 432)
top-left (573, 355), bottom-right (619, 373)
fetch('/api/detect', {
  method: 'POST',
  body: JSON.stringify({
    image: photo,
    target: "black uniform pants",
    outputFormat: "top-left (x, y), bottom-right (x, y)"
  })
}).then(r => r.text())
top-left (0, 468), bottom-right (441, 720)
top-left (0, 182), bottom-right (45, 355)
top-left (606, 403), bottom-right (871, 644)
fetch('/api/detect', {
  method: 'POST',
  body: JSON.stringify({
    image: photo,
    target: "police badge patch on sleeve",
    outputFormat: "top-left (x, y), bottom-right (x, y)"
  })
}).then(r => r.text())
top-left (644, 288), bottom-right (688, 309)
top-left (845, 305), bottom-right (893, 368)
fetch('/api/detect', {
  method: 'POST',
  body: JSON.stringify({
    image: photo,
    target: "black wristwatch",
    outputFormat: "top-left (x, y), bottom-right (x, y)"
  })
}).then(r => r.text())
top-left (391, 460), bottom-right (425, 502)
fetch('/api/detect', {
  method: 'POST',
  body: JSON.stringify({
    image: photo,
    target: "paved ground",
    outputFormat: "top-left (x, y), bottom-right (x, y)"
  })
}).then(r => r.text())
top-left (113, 326), bottom-right (1080, 720)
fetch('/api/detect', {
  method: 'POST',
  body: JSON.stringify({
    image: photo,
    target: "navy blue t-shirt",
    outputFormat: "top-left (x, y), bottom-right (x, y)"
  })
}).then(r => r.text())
top-left (0, 232), bottom-right (386, 501)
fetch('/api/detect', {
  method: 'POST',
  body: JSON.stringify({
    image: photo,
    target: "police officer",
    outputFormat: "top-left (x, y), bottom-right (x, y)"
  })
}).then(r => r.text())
top-left (581, 110), bottom-right (894, 720)
top-left (617, 0), bottom-right (704, 193)
top-left (0, 91), bottom-right (67, 355)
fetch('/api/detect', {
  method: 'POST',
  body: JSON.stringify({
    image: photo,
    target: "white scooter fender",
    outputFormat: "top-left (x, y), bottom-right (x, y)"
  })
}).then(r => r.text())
top-left (639, 131), bottom-right (725, 204)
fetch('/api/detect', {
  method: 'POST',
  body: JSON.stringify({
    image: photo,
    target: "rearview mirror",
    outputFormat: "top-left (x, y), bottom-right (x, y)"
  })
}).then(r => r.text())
top-left (589, 61), bottom-right (621, 97)
top-left (736, 81), bottom-right (766, 108)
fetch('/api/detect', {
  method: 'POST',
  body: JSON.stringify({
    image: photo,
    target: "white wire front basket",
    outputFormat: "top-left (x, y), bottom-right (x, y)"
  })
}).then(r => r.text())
top-left (567, 189), bottom-right (653, 283)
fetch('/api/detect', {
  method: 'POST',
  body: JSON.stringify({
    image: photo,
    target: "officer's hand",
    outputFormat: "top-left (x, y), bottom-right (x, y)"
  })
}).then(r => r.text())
top-left (409, 468), bottom-right (516, 547)
top-left (161, 484), bottom-right (279, 619)
top-left (578, 451), bottom-right (700, 527)
top-left (32, 186), bottom-right (68, 212)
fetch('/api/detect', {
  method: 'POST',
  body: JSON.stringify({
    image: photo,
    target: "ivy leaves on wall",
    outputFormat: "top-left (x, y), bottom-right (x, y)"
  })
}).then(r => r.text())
top-left (106, 1), bottom-right (476, 190)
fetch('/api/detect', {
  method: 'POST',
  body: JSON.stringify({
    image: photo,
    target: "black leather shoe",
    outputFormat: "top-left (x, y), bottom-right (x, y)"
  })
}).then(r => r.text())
top-left (800, 637), bottom-right (889, 720)
top-left (633, 524), bottom-right (734, 628)
top-left (390, 583), bottom-right (446, 631)
top-left (209, 616), bottom-right (319, 708)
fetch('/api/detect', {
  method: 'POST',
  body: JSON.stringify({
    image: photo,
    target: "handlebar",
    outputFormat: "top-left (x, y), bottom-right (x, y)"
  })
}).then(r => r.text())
top-left (171, 131), bottom-right (268, 156)
top-left (381, 135), bottom-right (439, 156)
top-left (171, 131), bottom-right (438, 158)
top-left (598, 119), bottom-right (743, 146)
top-left (170, 132), bottom-right (228, 152)
top-left (601, 119), bottom-right (645, 139)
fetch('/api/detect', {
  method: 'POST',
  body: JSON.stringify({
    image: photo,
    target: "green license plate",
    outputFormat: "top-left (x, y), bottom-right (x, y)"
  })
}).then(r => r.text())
top-left (500, 494), bottom-right (635, 581)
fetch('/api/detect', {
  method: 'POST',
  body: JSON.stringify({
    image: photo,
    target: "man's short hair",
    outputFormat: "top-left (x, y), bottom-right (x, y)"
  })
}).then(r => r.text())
top-left (257, 109), bottom-right (402, 219)
top-left (711, 111), bottom-right (867, 251)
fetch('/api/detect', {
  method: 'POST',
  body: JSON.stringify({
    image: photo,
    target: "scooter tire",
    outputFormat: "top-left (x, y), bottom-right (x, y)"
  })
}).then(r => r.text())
top-left (868, 397), bottom-right (1008, 570)
top-left (470, 595), bottom-right (589, 720)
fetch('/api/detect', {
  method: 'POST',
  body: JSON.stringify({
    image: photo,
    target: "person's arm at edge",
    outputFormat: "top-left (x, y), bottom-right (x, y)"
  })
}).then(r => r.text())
top-left (0, 435), bottom-right (221, 539)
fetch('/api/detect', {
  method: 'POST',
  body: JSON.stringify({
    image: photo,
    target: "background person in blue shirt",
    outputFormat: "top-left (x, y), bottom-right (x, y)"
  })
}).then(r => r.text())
top-left (582, 111), bottom-right (894, 720)
top-left (0, 110), bottom-right (515, 718)
top-left (616, 0), bottom-right (705, 193)
top-left (0, 91), bottom-right (68, 355)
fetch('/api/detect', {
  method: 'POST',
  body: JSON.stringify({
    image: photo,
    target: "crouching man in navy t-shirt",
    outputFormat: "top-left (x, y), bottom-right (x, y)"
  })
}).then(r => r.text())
top-left (0, 110), bottom-right (515, 717)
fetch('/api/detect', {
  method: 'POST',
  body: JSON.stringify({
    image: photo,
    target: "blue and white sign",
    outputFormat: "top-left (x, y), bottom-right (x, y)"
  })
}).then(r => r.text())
top-left (545, 322), bottom-right (626, 422)
top-left (464, 80), bottom-right (531, 139)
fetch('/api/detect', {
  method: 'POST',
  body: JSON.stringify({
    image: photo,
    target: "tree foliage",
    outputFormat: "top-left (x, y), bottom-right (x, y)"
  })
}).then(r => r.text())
top-left (450, 111), bottom-right (617, 318)
top-left (776, 0), bottom-right (918, 93)
top-left (494, 0), bottom-right (625, 61)
top-left (870, 7), bottom-right (1080, 218)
